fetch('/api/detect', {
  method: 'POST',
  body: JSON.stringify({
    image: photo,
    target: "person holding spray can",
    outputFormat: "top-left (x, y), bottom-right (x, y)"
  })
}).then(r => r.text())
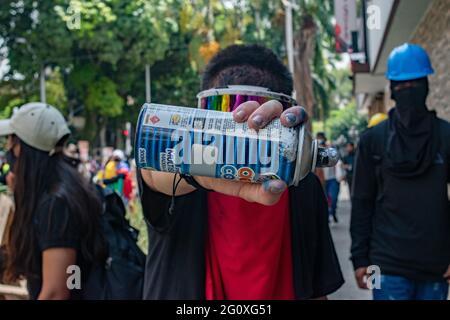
top-left (137, 45), bottom-right (344, 299)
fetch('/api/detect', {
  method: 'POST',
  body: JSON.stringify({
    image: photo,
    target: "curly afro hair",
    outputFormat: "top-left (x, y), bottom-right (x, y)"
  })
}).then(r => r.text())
top-left (201, 44), bottom-right (293, 95)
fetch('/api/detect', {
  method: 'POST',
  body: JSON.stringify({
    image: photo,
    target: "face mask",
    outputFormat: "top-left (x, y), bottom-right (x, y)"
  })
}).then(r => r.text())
top-left (63, 154), bottom-right (81, 168)
top-left (391, 79), bottom-right (429, 127)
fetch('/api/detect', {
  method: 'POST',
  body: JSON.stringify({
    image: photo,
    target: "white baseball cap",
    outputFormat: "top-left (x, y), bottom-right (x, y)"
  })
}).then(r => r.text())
top-left (0, 102), bottom-right (71, 153)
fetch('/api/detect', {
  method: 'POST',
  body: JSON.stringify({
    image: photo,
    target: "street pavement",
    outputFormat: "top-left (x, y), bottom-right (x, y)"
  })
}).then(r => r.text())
top-left (328, 183), bottom-right (371, 300)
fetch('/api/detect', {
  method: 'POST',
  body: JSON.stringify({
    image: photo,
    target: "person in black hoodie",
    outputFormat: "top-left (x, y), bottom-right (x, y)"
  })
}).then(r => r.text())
top-left (351, 43), bottom-right (450, 300)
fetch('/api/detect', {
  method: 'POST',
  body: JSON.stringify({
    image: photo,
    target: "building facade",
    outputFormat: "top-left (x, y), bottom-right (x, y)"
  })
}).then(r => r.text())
top-left (352, 0), bottom-right (450, 121)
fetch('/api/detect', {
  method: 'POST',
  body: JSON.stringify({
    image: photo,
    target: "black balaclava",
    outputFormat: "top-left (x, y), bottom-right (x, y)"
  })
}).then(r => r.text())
top-left (385, 77), bottom-right (439, 178)
top-left (390, 77), bottom-right (429, 128)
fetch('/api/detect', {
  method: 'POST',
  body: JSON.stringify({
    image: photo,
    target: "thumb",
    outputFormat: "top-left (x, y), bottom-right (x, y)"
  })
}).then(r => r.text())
top-left (238, 180), bottom-right (287, 206)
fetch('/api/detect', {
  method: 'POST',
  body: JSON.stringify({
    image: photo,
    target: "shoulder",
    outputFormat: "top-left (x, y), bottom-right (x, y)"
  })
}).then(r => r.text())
top-left (357, 121), bottom-right (388, 157)
top-left (38, 192), bottom-right (70, 209)
top-left (34, 193), bottom-right (82, 251)
top-left (436, 118), bottom-right (450, 152)
top-left (34, 193), bottom-right (74, 226)
top-left (436, 117), bottom-right (450, 136)
top-left (360, 121), bottom-right (388, 143)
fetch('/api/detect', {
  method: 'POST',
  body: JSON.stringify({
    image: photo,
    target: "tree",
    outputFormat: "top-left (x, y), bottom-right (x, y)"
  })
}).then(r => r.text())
top-left (326, 101), bottom-right (367, 142)
top-left (0, 0), bottom-right (73, 79)
top-left (294, 14), bottom-right (316, 131)
top-left (293, 0), bottom-right (341, 130)
top-left (0, 0), bottom-right (347, 150)
top-left (0, 0), bottom-right (178, 147)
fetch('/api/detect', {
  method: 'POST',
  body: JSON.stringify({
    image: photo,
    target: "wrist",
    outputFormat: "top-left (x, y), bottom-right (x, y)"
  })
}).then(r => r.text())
top-left (351, 256), bottom-right (371, 271)
top-left (183, 175), bottom-right (213, 192)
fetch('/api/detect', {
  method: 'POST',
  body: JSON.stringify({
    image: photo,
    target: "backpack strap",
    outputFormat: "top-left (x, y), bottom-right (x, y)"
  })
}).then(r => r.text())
top-left (436, 119), bottom-right (450, 160)
top-left (366, 123), bottom-right (389, 201)
top-left (369, 122), bottom-right (389, 163)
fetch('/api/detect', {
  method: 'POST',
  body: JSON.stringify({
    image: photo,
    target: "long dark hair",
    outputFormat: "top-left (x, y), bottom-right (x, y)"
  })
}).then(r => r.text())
top-left (5, 136), bottom-right (105, 281)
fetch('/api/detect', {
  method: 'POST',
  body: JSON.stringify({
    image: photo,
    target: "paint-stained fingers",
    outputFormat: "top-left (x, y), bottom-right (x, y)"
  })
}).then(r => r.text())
top-left (280, 106), bottom-right (308, 128)
top-left (246, 100), bottom-right (284, 130)
top-left (232, 101), bottom-right (261, 122)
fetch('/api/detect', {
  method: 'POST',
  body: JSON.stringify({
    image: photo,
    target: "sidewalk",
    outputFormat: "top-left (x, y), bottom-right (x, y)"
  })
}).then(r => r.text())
top-left (328, 183), bottom-right (371, 300)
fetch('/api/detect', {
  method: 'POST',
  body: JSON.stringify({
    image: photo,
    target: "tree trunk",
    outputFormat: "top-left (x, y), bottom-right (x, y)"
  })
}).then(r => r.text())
top-left (99, 117), bottom-right (108, 149)
top-left (293, 14), bottom-right (317, 132)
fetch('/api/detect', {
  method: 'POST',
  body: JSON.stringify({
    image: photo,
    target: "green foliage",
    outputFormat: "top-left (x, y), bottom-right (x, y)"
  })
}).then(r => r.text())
top-left (46, 69), bottom-right (68, 114)
top-left (326, 101), bottom-right (367, 142)
top-left (0, 80), bottom-right (23, 119)
top-left (0, 0), bottom-right (351, 147)
top-left (0, 1), bottom-right (73, 77)
top-left (151, 52), bottom-right (201, 107)
top-left (300, 0), bottom-right (345, 122)
top-left (312, 120), bottom-right (324, 133)
top-left (85, 77), bottom-right (123, 117)
top-left (0, 97), bottom-right (22, 119)
top-left (68, 64), bottom-right (100, 95)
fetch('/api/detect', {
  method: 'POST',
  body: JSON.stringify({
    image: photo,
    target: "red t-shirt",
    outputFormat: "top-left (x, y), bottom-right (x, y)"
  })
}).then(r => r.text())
top-left (205, 190), bottom-right (295, 300)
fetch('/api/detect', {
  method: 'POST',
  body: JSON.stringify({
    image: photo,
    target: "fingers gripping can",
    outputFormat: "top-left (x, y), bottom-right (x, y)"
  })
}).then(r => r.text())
top-left (196, 85), bottom-right (297, 112)
top-left (135, 103), bottom-right (337, 186)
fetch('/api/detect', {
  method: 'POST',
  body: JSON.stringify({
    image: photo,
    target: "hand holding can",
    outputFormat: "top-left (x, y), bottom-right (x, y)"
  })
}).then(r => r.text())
top-left (191, 100), bottom-right (309, 203)
top-left (135, 101), bottom-right (337, 205)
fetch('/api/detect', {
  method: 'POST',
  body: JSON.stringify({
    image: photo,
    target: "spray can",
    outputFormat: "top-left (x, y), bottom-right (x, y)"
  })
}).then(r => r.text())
top-left (135, 103), bottom-right (338, 186)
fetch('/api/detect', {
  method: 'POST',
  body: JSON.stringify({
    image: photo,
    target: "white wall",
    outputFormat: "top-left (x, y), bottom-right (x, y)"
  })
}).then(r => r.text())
top-left (365, 0), bottom-right (395, 70)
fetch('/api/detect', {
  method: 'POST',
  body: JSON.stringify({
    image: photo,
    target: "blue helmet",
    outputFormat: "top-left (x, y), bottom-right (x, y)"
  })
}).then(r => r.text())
top-left (386, 43), bottom-right (434, 81)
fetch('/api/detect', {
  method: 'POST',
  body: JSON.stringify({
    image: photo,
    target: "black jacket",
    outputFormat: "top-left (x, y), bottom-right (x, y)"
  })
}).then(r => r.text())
top-left (138, 172), bottom-right (344, 299)
top-left (350, 119), bottom-right (450, 281)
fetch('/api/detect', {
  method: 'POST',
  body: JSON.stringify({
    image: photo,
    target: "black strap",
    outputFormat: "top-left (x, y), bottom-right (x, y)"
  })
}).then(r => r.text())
top-left (168, 173), bottom-right (212, 216)
top-left (180, 174), bottom-right (213, 192)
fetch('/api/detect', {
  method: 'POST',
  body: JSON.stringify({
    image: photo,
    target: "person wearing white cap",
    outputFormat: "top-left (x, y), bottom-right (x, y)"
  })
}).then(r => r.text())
top-left (0, 102), bottom-right (105, 300)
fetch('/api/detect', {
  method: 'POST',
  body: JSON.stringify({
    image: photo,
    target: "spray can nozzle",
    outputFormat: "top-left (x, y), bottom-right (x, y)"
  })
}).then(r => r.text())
top-left (315, 146), bottom-right (339, 168)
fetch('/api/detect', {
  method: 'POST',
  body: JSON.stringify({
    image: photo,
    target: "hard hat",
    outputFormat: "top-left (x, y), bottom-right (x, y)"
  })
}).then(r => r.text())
top-left (386, 43), bottom-right (434, 81)
top-left (368, 113), bottom-right (388, 128)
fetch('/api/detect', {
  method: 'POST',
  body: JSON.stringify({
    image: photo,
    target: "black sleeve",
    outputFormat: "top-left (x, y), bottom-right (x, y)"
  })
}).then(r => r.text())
top-left (34, 197), bottom-right (80, 251)
top-left (350, 132), bottom-right (377, 270)
top-left (446, 131), bottom-right (450, 184)
top-left (447, 153), bottom-right (450, 184)
top-left (310, 174), bottom-right (344, 298)
top-left (437, 119), bottom-right (450, 184)
top-left (447, 136), bottom-right (450, 184)
top-left (291, 173), bottom-right (344, 299)
top-left (136, 170), bottom-right (173, 230)
top-left (136, 170), bottom-right (204, 232)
